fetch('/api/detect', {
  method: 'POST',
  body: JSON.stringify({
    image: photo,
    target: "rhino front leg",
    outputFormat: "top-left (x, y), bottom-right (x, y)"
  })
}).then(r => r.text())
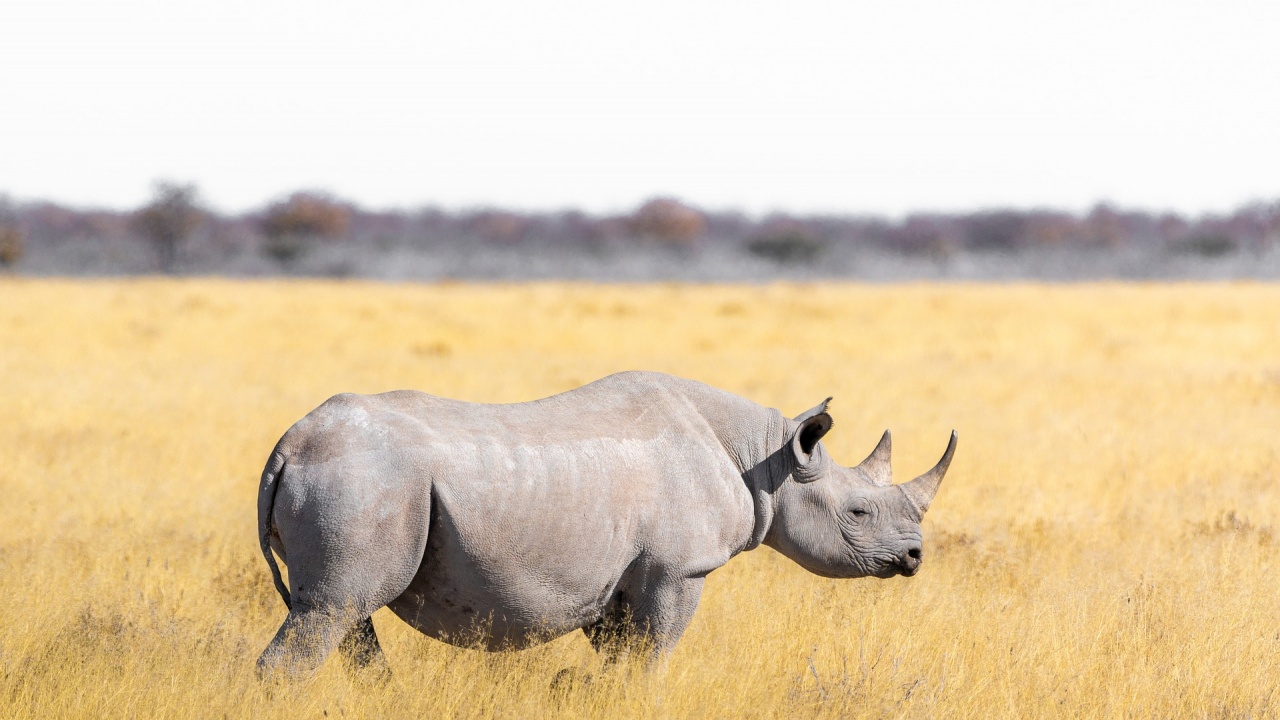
top-left (587, 575), bottom-right (705, 661)
top-left (636, 575), bottom-right (705, 656)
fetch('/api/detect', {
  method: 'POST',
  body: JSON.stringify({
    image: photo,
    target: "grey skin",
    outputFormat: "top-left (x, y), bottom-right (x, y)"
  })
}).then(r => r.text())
top-left (256, 371), bottom-right (956, 678)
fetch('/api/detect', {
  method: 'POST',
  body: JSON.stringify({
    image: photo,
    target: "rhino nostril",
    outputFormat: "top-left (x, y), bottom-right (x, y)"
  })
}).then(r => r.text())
top-left (907, 547), bottom-right (921, 561)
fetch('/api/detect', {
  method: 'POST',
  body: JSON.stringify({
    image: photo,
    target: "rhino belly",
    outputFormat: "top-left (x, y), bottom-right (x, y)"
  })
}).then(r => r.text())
top-left (386, 515), bottom-right (634, 650)
top-left (387, 553), bottom-right (626, 650)
top-left (383, 439), bottom-right (655, 649)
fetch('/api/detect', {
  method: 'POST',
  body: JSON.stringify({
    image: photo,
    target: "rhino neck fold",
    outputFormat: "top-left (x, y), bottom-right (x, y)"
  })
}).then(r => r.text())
top-left (736, 409), bottom-right (790, 554)
top-left (673, 378), bottom-right (789, 556)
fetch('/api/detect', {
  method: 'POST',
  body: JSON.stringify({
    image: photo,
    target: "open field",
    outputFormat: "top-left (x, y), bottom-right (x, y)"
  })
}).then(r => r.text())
top-left (3, 278), bottom-right (1280, 718)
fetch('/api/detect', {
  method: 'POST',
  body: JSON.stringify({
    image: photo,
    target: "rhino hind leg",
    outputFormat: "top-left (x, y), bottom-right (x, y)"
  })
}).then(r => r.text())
top-left (257, 467), bottom-right (433, 679)
top-left (256, 608), bottom-right (358, 681)
top-left (338, 616), bottom-right (391, 681)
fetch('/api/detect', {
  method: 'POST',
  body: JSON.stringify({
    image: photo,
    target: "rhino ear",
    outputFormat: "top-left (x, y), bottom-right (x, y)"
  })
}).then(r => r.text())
top-left (793, 397), bottom-right (832, 424)
top-left (790, 410), bottom-right (833, 475)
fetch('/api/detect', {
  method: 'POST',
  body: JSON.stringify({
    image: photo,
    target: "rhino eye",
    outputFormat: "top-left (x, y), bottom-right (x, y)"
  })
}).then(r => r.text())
top-left (849, 503), bottom-right (871, 518)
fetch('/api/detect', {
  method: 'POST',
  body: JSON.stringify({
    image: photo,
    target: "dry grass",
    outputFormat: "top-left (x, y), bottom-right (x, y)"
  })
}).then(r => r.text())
top-left (2, 278), bottom-right (1280, 718)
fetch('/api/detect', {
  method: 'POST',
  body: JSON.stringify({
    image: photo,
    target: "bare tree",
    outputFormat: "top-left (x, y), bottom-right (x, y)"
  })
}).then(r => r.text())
top-left (134, 181), bottom-right (203, 273)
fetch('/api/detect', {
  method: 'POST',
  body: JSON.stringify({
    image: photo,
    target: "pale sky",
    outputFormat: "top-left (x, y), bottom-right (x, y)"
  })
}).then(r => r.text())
top-left (2, 1), bottom-right (1278, 217)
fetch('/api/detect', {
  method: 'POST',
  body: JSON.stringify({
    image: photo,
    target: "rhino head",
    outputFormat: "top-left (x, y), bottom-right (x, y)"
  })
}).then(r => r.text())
top-left (764, 399), bottom-right (956, 579)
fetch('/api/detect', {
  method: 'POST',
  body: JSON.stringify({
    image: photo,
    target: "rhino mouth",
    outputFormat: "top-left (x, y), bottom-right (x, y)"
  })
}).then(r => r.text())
top-left (872, 559), bottom-right (919, 579)
top-left (875, 561), bottom-right (916, 576)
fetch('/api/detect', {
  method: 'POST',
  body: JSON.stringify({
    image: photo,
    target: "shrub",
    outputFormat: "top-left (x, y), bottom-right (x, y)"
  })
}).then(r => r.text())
top-left (0, 226), bottom-right (21, 268)
top-left (628, 198), bottom-right (705, 245)
top-left (961, 210), bottom-right (1026, 251)
top-left (747, 232), bottom-right (823, 264)
top-left (1083, 204), bottom-right (1126, 248)
top-left (464, 211), bottom-right (528, 243)
top-left (1179, 233), bottom-right (1237, 257)
top-left (261, 192), bottom-right (350, 264)
top-left (1023, 211), bottom-right (1080, 247)
top-left (0, 197), bottom-right (21, 268)
top-left (888, 215), bottom-right (960, 255)
top-left (746, 219), bottom-right (824, 264)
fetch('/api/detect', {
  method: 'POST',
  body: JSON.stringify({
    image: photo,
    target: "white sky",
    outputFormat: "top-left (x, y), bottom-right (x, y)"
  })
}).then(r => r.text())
top-left (2, 0), bottom-right (1278, 217)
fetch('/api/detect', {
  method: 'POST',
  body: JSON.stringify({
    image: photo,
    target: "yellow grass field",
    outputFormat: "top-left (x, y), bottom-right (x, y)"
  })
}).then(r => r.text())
top-left (3, 278), bottom-right (1280, 718)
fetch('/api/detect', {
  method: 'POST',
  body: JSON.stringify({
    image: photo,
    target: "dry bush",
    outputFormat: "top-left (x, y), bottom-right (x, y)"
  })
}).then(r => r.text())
top-left (1178, 232), bottom-right (1238, 257)
top-left (960, 210), bottom-right (1028, 251)
top-left (0, 198), bottom-right (22, 267)
top-left (627, 197), bottom-right (705, 244)
top-left (261, 192), bottom-right (350, 263)
top-left (1083, 203), bottom-right (1127, 248)
top-left (746, 218), bottom-right (824, 264)
top-left (464, 210), bottom-right (529, 243)
top-left (886, 214), bottom-right (960, 255)
top-left (1023, 211), bottom-right (1082, 247)
top-left (0, 226), bottom-right (21, 267)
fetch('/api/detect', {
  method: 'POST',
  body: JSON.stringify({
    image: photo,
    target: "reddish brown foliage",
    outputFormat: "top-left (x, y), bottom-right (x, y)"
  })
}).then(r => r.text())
top-left (628, 198), bottom-right (705, 244)
top-left (0, 226), bottom-right (22, 267)
top-left (465, 211), bottom-right (529, 243)
top-left (262, 193), bottom-right (350, 241)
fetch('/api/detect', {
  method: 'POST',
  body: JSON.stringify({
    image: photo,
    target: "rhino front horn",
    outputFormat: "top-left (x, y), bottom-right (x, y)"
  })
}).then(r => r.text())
top-left (900, 431), bottom-right (957, 517)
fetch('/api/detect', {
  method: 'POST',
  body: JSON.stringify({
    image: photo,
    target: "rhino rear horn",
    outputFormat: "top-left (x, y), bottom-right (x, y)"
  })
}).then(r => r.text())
top-left (900, 431), bottom-right (957, 517)
top-left (856, 430), bottom-right (893, 486)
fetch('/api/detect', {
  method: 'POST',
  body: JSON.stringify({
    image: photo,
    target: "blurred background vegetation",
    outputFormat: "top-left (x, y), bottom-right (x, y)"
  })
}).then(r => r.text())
top-left (2, 185), bottom-right (1279, 280)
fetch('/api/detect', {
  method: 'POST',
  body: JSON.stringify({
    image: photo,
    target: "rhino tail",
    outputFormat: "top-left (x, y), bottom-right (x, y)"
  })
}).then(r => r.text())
top-left (257, 446), bottom-right (292, 610)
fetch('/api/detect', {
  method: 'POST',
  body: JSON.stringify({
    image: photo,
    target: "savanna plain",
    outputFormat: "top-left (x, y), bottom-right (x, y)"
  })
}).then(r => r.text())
top-left (2, 278), bottom-right (1280, 719)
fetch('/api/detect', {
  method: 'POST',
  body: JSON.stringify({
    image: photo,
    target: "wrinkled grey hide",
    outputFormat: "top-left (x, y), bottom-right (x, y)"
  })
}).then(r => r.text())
top-left (256, 371), bottom-right (956, 678)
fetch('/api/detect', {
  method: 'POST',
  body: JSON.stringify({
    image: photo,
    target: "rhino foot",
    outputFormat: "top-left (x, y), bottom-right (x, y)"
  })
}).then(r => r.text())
top-left (549, 667), bottom-right (594, 696)
top-left (339, 616), bottom-right (391, 684)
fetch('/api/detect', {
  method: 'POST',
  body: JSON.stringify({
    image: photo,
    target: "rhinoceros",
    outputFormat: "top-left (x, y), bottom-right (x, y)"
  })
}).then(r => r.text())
top-left (256, 371), bottom-right (955, 677)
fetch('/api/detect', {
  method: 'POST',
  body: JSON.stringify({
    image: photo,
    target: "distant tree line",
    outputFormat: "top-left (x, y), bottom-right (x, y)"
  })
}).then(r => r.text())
top-left (1, 183), bottom-right (1278, 276)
